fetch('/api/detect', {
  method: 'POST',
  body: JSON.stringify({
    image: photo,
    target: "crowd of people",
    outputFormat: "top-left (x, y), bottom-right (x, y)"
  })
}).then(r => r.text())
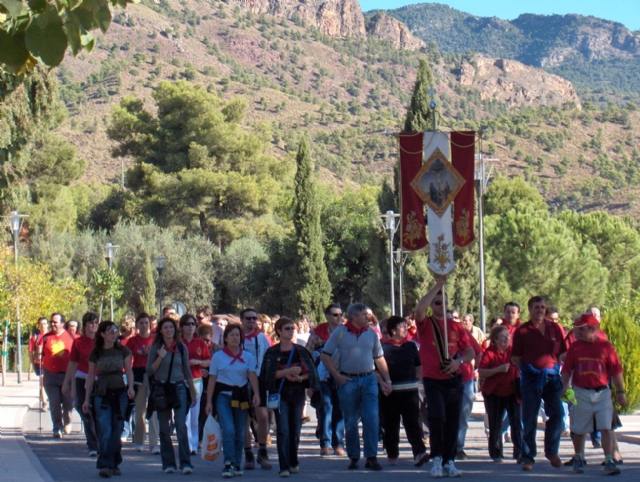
top-left (28, 282), bottom-right (628, 478)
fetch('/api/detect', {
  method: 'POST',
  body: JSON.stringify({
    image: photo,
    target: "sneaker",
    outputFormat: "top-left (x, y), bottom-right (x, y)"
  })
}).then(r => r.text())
top-left (190, 450), bottom-right (197, 456)
top-left (279, 470), bottom-right (290, 477)
top-left (289, 466), bottom-right (299, 474)
top-left (110, 467), bottom-right (122, 476)
top-left (593, 441), bottom-right (602, 449)
top-left (365, 457), bottom-right (382, 471)
top-left (334, 447), bottom-right (346, 456)
top-left (182, 466), bottom-right (193, 475)
top-left (348, 458), bottom-right (359, 470)
top-left (64, 424), bottom-right (73, 435)
top-left (53, 430), bottom-right (61, 439)
top-left (564, 457), bottom-right (575, 467)
top-left (222, 464), bottom-right (234, 478)
top-left (233, 465), bottom-right (244, 476)
top-left (320, 447), bottom-right (331, 456)
top-left (387, 458), bottom-right (397, 466)
top-left (573, 456), bottom-right (585, 473)
top-left (431, 456), bottom-right (443, 478)
top-left (164, 467), bottom-right (176, 474)
top-left (493, 457), bottom-right (504, 463)
top-left (443, 460), bottom-right (462, 478)
top-left (134, 444), bottom-right (144, 452)
top-left (99, 468), bottom-right (112, 478)
top-left (603, 459), bottom-right (621, 475)
top-left (414, 452), bottom-right (429, 467)
top-left (257, 450), bottom-right (272, 470)
top-left (455, 450), bottom-right (467, 460)
top-left (152, 446), bottom-right (161, 455)
top-left (89, 450), bottom-right (98, 457)
top-left (244, 451), bottom-right (255, 470)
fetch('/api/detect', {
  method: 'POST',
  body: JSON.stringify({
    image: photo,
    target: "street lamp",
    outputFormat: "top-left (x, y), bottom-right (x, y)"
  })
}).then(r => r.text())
top-left (104, 242), bottom-right (120, 321)
top-left (380, 210), bottom-right (400, 315)
top-left (2, 210), bottom-right (28, 384)
top-left (156, 255), bottom-right (164, 317)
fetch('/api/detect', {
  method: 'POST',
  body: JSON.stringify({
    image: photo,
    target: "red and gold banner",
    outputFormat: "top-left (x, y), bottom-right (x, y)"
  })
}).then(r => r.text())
top-left (399, 132), bottom-right (427, 252)
top-left (451, 131), bottom-right (476, 248)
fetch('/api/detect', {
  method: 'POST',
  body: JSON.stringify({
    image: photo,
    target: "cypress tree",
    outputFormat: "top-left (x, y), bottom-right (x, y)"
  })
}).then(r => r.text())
top-left (404, 59), bottom-right (435, 132)
top-left (292, 137), bottom-right (331, 324)
top-left (141, 255), bottom-right (157, 315)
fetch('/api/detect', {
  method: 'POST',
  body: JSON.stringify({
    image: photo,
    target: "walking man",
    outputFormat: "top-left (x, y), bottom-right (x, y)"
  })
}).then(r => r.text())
top-left (512, 296), bottom-right (566, 471)
top-left (415, 276), bottom-right (474, 478)
top-left (321, 303), bottom-right (392, 471)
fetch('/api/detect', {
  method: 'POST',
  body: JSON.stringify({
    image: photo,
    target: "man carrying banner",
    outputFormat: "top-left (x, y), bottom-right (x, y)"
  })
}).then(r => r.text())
top-left (415, 276), bottom-right (475, 478)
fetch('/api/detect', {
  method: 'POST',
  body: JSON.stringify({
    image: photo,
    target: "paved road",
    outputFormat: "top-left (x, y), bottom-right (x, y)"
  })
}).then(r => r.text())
top-left (4, 375), bottom-right (640, 480)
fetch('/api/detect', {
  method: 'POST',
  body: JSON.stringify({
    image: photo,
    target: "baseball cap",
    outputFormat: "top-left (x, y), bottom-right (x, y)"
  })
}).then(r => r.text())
top-left (573, 313), bottom-right (599, 327)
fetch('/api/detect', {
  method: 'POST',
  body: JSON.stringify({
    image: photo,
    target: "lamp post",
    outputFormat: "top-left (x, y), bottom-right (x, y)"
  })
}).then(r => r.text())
top-left (395, 249), bottom-right (408, 317)
top-left (2, 211), bottom-right (28, 384)
top-left (380, 210), bottom-right (400, 315)
top-left (156, 255), bottom-right (164, 317)
top-left (104, 242), bottom-right (119, 321)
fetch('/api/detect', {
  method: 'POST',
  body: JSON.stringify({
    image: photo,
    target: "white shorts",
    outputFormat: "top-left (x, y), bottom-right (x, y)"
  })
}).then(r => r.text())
top-left (569, 386), bottom-right (613, 435)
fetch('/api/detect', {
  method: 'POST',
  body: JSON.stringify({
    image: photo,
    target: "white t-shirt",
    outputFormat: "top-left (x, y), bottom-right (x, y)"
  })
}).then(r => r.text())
top-left (242, 332), bottom-right (270, 373)
top-left (210, 349), bottom-right (256, 388)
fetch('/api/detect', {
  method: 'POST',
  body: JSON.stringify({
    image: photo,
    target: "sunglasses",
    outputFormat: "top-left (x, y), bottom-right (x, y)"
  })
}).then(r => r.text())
top-left (434, 301), bottom-right (442, 306)
top-left (331, 313), bottom-right (343, 317)
top-left (105, 327), bottom-right (119, 334)
top-left (244, 316), bottom-right (257, 321)
top-left (281, 326), bottom-right (294, 331)
top-left (183, 322), bottom-right (196, 327)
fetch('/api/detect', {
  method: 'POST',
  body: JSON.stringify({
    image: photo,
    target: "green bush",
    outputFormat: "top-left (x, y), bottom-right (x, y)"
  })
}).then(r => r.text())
top-left (601, 307), bottom-right (640, 414)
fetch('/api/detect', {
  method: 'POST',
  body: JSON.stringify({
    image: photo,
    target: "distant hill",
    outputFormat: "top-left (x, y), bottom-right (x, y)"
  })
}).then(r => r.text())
top-left (382, 3), bottom-right (640, 98)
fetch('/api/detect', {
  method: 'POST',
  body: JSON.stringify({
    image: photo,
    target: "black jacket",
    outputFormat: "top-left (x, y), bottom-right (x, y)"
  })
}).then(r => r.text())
top-left (260, 343), bottom-right (321, 394)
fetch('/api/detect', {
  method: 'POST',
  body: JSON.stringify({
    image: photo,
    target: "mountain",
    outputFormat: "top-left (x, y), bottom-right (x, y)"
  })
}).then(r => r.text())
top-left (383, 3), bottom-right (640, 97)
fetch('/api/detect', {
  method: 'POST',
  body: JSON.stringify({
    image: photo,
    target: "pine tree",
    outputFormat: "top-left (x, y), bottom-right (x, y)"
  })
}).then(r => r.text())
top-left (141, 255), bottom-right (157, 315)
top-left (292, 138), bottom-right (331, 324)
top-left (404, 59), bottom-right (435, 133)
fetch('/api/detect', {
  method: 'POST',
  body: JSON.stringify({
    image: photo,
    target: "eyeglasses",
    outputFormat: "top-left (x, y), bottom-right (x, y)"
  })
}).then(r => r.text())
top-left (183, 322), bottom-right (196, 327)
top-left (331, 313), bottom-right (343, 317)
top-left (105, 327), bottom-right (119, 334)
top-left (281, 326), bottom-right (294, 331)
top-left (244, 317), bottom-right (257, 321)
top-left (86, 320), bottom-right (99, 325)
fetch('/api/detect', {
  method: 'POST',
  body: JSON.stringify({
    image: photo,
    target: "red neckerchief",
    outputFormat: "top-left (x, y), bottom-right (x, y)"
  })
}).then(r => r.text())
top-left (345, 321), bottom-right (368, 339)
top-left (223, 346), bottom-right (245, 365)
top-left (164, 340), bottom-right (178, 353)
top-left (244, 329), bottom-right (259, 341)
top-left (383, 336), bottom-right (409, 346)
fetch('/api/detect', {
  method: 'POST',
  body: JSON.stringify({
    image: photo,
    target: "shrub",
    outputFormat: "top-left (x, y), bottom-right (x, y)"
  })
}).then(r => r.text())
top-left (601, 307), bottom-right (640, 414)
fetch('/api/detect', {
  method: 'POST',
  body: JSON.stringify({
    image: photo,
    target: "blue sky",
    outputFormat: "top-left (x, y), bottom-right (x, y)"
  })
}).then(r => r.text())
top-left (359, 1), bottom-right (640, 31)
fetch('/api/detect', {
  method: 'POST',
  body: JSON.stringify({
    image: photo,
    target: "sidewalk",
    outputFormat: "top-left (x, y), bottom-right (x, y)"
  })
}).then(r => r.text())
top-left (3, 373), bottom-right (640, 481)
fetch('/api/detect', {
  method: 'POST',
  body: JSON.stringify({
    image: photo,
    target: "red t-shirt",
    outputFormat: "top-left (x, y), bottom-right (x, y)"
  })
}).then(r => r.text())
top-left (504, 320), bottom-right (521, 340)
top-left (70, 335), bottom-right (95, 374)
top-left (480, 345), bottom-right (519, 397)
top-left (460, 335), bottom-right (482, 383)
top-left (564, 328), bottom-right (608, 351)
top-left (124, 334), bottom-right (154, 369)
top-left (562, 339), bottom-right (622, 389)
top-left (417, 316), bottom-right (472, 380)
top-left (40, 330), bottom-right (75, 374)
top-left (29, 333), bottom-right (46, 364)
top-left (511, 319), bottom-right (566, 370)
top-left (183, 337), bottom-right (211, 380)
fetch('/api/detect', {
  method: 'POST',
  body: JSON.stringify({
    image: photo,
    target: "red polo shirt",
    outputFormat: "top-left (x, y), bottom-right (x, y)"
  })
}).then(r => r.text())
top-left (504, 320), bottom-right (521, 339)
top-left (460, 335), bottom-right (482, 383)
top-left (40, 330), bottom-right (75, 374)
top-left (69, 335), bottom-right (95, 374)
top-left (562, 338), bottom-right (622, 389)
top-left (480, 345), bottom-right (518, 397)
top-left (183, 337), bottom-right (211, 380)
top-left (124, 334), bottom-right (154, 368)
top-left (417, 316), bottom-right (472, 380)
top-left (512, 319), bottom-right (565, 370)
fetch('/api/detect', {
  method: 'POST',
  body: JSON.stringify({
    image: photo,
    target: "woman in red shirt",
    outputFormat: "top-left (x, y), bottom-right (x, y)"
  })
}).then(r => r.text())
top-left (479, 324), bottom-right (522, 463)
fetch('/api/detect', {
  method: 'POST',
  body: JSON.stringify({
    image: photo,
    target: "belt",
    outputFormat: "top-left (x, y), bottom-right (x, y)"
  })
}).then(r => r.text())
top-left (583, 385), bottom-right (609, 392)
top-left (340, 371), bottom-right (373, 378)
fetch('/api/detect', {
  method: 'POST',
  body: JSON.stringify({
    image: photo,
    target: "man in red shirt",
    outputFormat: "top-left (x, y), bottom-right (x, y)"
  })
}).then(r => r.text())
top-left (503, 302), bottom-right (521, 338)
top-left (512, 296), bottom-right (566, 471)
top-left (40, 312), bottom-right (75, 438)
top-left (29, 317), bottom-right (49, 410)
top-left (415, 276), bottom-right (474, 478)
top-left (561, 313), bottom-right (626, 476)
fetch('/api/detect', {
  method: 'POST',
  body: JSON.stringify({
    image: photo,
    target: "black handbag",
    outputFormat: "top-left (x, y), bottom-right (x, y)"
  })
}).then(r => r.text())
top-left (151, 349), bottom-right (177, 411)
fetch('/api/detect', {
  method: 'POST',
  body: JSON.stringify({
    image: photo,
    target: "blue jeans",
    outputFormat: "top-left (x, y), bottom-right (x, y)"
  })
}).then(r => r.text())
top-left (520, 373), bottom-right (564, 463)
top-left (457, 380), bottom-right (475, 451)
top-left (94, 390), bottom-right (128, 469)
top-left (337, 372), bottom-right (379, 460)
top-left (157, 383), bottom-right (191, 470)
top-left (275, 386), bottom-right (306, 471)
top-left (317, 379), bottom-right (345, 449)
top-left (74, 377), bottom-right (98, 452)
top-left (216, 392), bottom-right (248, 467)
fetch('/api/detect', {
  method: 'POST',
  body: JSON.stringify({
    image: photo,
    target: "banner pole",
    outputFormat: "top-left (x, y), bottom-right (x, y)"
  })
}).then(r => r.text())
top-left (442, 281), bottom-right (449, 358)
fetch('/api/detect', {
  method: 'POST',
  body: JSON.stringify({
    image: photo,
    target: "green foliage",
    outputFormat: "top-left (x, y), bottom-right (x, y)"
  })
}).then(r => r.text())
top-left (600, 307), bottom-right (640, 413)
top-left (90, 266), bottom-right (124, 307)
top-left (403, 59), bottom-right (435, 132)
top-left (483, 175), bottom-right (547, 216)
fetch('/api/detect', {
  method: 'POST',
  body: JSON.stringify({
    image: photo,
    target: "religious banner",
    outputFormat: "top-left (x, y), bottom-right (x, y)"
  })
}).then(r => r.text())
top-left (399, 132), bottom-right (428, 252)
top-left (410, 132), bottom-right (463, 275)
top-left (451, 131), bottom-right (476, 248)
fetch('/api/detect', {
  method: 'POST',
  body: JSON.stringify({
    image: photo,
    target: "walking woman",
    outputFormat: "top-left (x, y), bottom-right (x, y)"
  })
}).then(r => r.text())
top-left (206, 324), bottom-right (260, 478)
top-left (146, 318), bottom-right (198, 474)
top-left (83, 321), bottom-right (135, 478)
top-left (180, 314), bottom-right (211, 455)
top-left (378, 316), bottom-right (428, 467)
top-left (479, 324), bottom-right (522, 463)
top-left (261, 317), bottom-right (320, 477)
top-left (63, 312), bottom-right (100, 457)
